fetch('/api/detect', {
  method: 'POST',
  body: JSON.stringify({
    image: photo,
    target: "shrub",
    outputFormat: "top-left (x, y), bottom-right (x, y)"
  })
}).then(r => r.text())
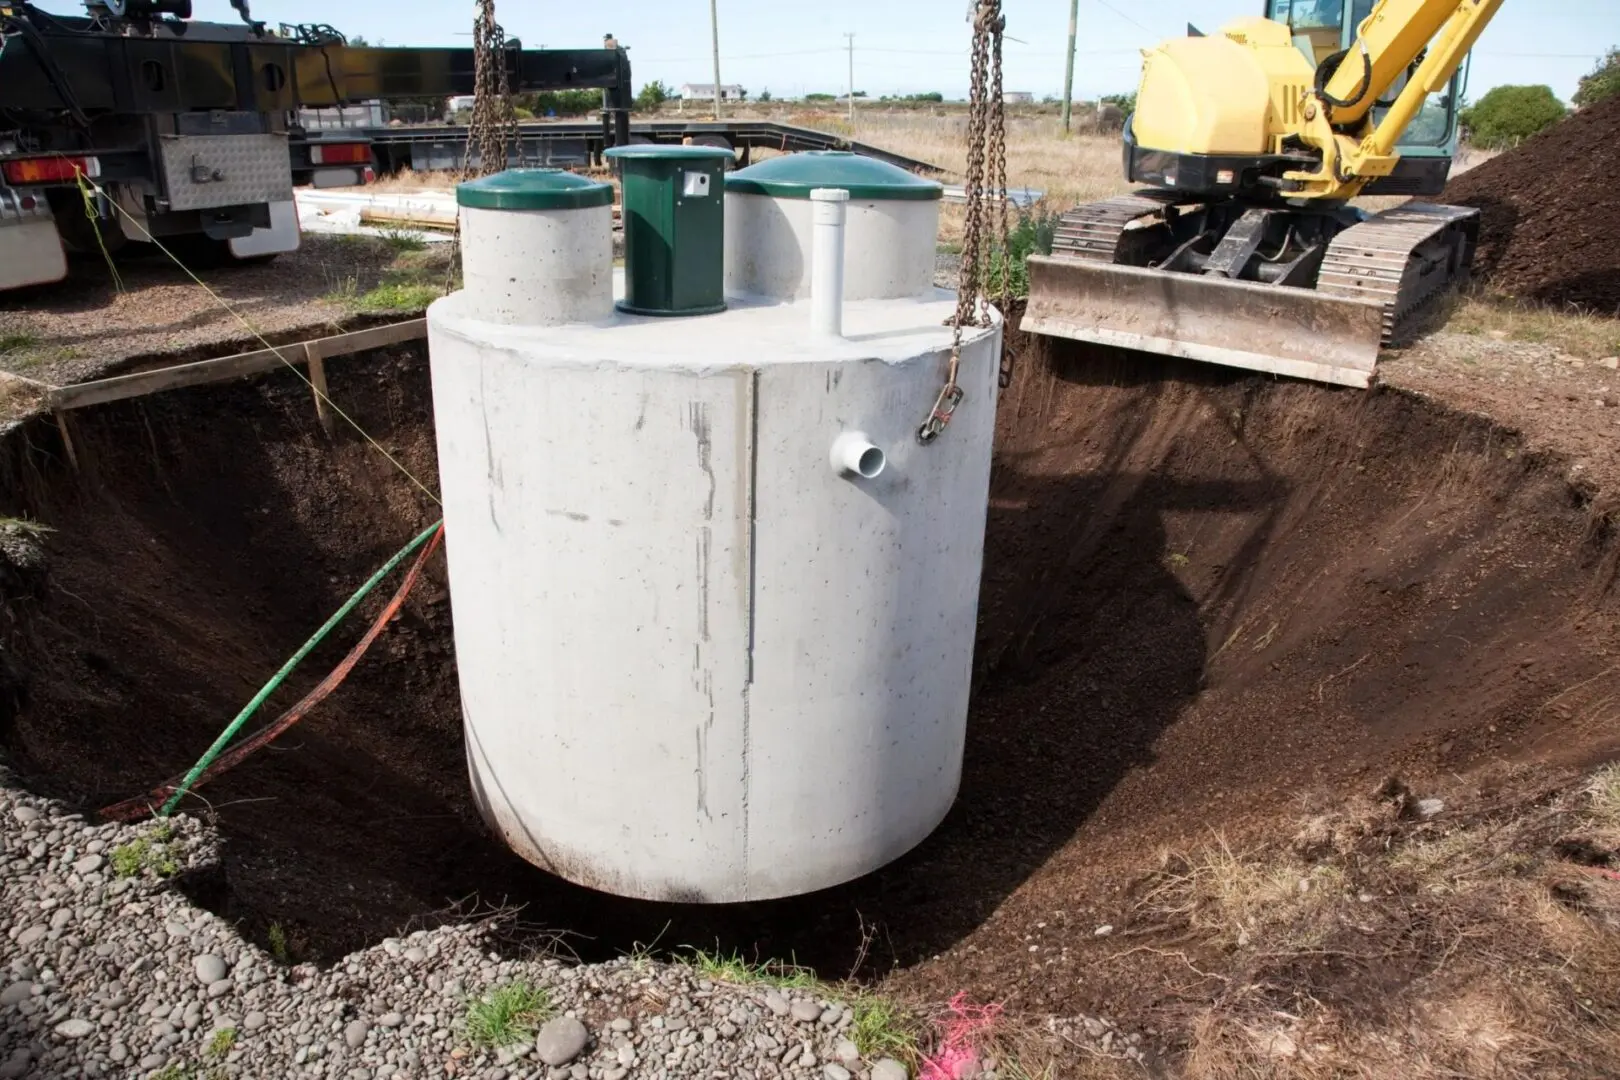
top-left (1573, 47), bottom-right (1620, 109)
top-left (634, 79), bottom-right (671, 112)
top-left (984, 204), bottom-right (1061, 299)
top-left (1460, 84), bottom-right (1567, 148)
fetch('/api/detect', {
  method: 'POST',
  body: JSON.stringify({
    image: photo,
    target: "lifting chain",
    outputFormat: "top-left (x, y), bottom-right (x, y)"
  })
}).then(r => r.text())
top-left (463, 0), bottom-right (519, 179)
top-left (918, 0), bottom-right (1009, 445)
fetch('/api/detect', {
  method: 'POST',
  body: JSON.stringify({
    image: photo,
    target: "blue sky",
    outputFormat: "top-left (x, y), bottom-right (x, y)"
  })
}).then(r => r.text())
top-left (164, 1), bottom-right (1620, 102)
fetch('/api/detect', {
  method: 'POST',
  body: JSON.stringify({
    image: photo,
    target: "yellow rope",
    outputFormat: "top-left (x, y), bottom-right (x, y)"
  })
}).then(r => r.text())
top-left (77, 176), bottom-right (442, 507)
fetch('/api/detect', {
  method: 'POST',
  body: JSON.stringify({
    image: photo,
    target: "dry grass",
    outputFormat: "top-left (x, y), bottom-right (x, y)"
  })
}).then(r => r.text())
top-left (1444, 292), bottom-right (1620, 360)
top-left (1118, 768), bottom-right (1620, 1079)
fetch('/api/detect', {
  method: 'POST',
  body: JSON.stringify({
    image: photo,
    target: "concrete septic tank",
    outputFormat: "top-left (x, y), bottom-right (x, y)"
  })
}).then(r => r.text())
top-left (428, 157), bottom-right (1001, 902)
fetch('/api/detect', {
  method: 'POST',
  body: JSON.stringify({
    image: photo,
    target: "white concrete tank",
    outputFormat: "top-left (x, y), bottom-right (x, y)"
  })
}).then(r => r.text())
top-left (455, 169), bottom-right (615, 326)
top-left (428, 163), bottom-right (1001, 902)
top-left (725, 151), bottom-right (942, 302)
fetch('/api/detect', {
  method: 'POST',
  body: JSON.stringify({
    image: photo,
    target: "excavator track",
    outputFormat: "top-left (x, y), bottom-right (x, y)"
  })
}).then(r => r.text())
top-left (1048, 191), bottom-right (1186, 262)
top-left (1316, 202), bottom-right (1480, 346)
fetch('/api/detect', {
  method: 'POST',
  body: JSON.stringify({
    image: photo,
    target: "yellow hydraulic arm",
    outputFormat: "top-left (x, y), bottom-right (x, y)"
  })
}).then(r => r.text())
top-left (1286, 0), bottom-right (1507, 199)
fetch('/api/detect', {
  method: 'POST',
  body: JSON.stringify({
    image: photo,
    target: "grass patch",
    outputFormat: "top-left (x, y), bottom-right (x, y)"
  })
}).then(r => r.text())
top-left (681, 947), bottom-right (819, 989)
top-left (110, 821), bottom-right (179, 879)
top-left (461, 980), bottom-right (553, 1050)
top-left (1446, 292), bottom-right (1620, 359)
top-left (355, 281), bottom-right (442, 313)
top-left (378, 225), bottom-right (430, 253)
top-left (0, 331), bottom-right (40, 354)
top-left (266, 922), bottom-right (291, 964)
top-left (207, 1028), bottom-right (236, 1059)
top-left (1587, 762), bottom-right (1620, 830)
top-left (0, 516), bottom-right (52, 538)
top-left (849, 995), bottom-right (921, 1062)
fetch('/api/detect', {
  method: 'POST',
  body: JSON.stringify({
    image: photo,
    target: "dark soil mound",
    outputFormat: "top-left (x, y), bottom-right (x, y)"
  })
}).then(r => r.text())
top-left (1443, 95), bottom-right (1620, 314)
top-left (1, 337), bottom-right (1618, 1026)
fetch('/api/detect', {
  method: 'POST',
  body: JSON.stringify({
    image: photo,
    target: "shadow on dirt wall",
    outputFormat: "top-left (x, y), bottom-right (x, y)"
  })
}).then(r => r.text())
top-left (0, 343), bottom-right (1288, 977)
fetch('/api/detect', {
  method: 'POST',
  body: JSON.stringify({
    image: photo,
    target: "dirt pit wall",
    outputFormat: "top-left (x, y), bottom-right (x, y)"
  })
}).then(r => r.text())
top-left (0, 334), bottom-right (1616, 1021)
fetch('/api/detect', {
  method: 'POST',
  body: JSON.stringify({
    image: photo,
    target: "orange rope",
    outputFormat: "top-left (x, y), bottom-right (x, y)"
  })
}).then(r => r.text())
top-left (101, 525), bottom-right (445, 822)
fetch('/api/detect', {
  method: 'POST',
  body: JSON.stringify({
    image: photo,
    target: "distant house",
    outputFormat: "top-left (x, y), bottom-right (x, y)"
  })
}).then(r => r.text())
top-left (1003, 90), bottom-right (1035, 105)
top-left (679, 83), bottom-right (746, 110)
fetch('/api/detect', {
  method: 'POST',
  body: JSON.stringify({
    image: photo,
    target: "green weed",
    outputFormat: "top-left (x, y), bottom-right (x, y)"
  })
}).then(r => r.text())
top-left (849, 996), bottom-right (921, 1061)
top-left (461, 981), bottom-right (553, 1050)
top-left (207, 1028), bottom-right (236, 1059)
top-left (110, 823), bottom-right (180, 879)
top-left (984, 203), bottom-right (1061, 299)
top-left (266, 922), bottom-right (291, 964)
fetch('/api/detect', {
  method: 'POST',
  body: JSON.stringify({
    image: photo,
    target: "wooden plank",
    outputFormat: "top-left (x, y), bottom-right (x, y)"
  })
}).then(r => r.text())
top-left (53, 410), bottom-right (79, 472)
top-left (307, 343), bottom-right (335, 436)
top-left (47, 319), bottom-right (427, 413)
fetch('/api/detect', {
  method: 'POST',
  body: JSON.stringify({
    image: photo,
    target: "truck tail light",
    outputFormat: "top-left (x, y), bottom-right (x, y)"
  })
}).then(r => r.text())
top-left (2, 155), bottom-right (101, 185)
top-left (309, 143), bottom-right (371, 165)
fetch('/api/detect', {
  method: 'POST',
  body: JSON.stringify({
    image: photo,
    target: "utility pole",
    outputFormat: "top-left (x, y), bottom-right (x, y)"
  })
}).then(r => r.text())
top-left (709, 0), bottom-right (724, 120)
top-left (1061, 0), bottom-right (1079, 131)
top-left (845, 33), bottom-right (855, 124)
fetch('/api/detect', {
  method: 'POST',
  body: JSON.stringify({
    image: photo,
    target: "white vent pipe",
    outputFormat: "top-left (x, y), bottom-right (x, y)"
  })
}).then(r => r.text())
top-left (809, 187), bottom-right (850, 337)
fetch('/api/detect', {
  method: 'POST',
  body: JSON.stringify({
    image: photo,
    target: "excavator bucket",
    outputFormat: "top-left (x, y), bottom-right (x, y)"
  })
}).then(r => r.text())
top-left (1021, 255), bottom-right (1389, 389)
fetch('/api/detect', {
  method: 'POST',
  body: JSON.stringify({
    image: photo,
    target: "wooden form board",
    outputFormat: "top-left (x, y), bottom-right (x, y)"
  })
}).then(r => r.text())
top-left (46, 319), bottom-right (428, 413)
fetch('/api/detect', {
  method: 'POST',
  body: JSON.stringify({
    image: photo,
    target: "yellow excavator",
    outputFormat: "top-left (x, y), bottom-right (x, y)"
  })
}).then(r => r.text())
top-left (1023, 0), bottom-right (1506, 387)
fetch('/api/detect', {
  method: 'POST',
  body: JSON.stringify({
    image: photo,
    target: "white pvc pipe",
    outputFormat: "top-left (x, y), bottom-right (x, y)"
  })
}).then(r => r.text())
top-left (809, 188), bottom-right (850, 337)
top-left (830, 431), bottom-right (885, 479)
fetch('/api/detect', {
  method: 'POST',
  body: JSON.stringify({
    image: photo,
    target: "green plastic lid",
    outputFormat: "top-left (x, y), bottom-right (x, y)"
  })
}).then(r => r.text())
top-left (725, 151), bottom-right (943, 201)
top-left (456, 169), bottom-right (614, 211)
top-left (605, 144), bottom-right (735, 161)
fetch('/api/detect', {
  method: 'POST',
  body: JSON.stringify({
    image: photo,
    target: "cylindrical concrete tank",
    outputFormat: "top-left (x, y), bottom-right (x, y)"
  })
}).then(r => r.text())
top-left (455, 169), bottom-right (615, 326)
top-left (428, 166), bottom-right (1000, 903)
top-left (725, 151), bottom-right (943, 302)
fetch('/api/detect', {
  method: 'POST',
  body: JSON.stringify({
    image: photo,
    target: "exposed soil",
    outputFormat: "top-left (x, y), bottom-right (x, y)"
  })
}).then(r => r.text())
top-left (1, 325), bottom-right (1618, 1045)
top-left (1442, 94), bottom-right (1620, 315)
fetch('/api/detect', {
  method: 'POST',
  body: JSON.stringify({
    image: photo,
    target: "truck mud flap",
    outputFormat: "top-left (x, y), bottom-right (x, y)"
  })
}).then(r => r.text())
top-left (0, 190), bottom-right (68, 291)
top-left (1021, 255), bottom-right (1388, 389)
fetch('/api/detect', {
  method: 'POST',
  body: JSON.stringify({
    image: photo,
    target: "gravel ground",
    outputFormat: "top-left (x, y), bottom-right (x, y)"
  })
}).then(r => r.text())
top-left (0, 765), bottom-right (928, 1080)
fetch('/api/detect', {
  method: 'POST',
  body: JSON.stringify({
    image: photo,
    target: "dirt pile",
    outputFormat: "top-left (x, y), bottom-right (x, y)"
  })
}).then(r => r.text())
top-left (1442, 94), bottom-right (1620, 313)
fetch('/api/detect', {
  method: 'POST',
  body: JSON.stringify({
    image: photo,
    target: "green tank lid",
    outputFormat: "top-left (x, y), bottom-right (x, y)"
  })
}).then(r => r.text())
top-left (605, 144), bottom-right (735, 161)
top-left (725, 150), bottom-right (943, 201)
top-left (456, 169), bottom-right (614, 211)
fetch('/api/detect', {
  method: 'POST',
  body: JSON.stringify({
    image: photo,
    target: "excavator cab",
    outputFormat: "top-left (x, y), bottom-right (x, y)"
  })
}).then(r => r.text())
top-left (1269, 0), bottom-right (1467, 195)
top-left (1021, 0), bottom-right (1489, 388)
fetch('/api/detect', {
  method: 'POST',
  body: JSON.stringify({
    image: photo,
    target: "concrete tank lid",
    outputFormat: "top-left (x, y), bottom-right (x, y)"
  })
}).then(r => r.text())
top-left (456, 169), bottom-right (614, 211)
top-left (604, 144), bottom-right (734, 161)
top-left (725, 151), bottom-right (943, 201)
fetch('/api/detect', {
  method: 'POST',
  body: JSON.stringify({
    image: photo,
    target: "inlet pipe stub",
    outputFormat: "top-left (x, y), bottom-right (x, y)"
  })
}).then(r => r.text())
top-left (830, 431), bottom-right (885, 480)
top-left (809, 188), bottom-right (850, 338)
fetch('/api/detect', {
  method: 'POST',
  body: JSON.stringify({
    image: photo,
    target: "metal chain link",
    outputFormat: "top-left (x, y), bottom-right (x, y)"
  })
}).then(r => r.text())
top-left (918, 0), bottom-right (1007, 444)
top-left (463, 0), bottom-right (519, 180)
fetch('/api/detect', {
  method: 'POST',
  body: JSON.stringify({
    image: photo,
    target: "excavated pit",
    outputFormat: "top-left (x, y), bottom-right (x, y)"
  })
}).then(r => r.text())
top-left (2, 327), bottom-right (1618, 1019)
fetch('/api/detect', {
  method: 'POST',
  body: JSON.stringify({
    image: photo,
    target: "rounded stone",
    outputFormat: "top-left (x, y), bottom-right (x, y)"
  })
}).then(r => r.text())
top-left (53, 1018), bottom-right (95, 1040)
top-left (344, 1019), bottom-right (372, 1048)
top-left (872, 1059), bottom-right (910, 1080)
top-left (790, 999), bottom-right (822, 1023)
top-left (193, 955), bottom-right (228, 985)
top-left (824, 1065), bottom-right (853, 1080)
top-left (534, 1016), bottom-right (588, 1066)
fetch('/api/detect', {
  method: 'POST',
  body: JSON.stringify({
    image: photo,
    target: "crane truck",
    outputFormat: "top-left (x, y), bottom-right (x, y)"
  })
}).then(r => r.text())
top-left (1023, 0), bottom-right (1505, 388)
top-left (0, 0), bottom-right (631, 292)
